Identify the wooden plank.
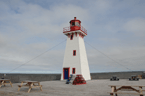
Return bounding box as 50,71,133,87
108,92,145,95
18,85,41,88
114,92,145,95
18,85,30,87
31,86,41,88
109,85,145,87
116,86,139,93
22,81,39,83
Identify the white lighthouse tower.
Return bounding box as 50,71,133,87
61,17,91,80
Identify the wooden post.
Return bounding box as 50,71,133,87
2,81,4,86
110,86,114,96
9,81,13,87
18,86,21,91
139,86,143,96
18,81,23,91
40,85,42,91
114,86,117,96
112,86,115,92
110,93,114,96
21,82,24,86
0,81,2,87
28,83,33,93
28,87,32,93
38,82,42,91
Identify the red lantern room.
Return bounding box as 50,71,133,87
69,17,81,31
63,17,87,36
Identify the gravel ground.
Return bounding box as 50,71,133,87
0,79,145,96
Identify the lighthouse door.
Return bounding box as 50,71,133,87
63,68,70,79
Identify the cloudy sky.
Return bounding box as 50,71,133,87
0,0,145,73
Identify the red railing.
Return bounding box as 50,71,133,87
63,26,70,32
63,26,87,35
81,26,87,35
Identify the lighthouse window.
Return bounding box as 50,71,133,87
70,34,73,40
73,50,76,56
75,22,79,26
72,68,75,74
72,22,75,26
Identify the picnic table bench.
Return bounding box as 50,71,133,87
109,85,145,96
0,79,13,87
18,81,42,93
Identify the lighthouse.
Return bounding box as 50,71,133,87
61,17,91,80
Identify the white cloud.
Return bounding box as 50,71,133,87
124,18,145,37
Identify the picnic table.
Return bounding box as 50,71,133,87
109,85,145,96
18,81,42,93
0,79,13,87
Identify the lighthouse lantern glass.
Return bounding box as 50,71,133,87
75,22,79,26
72,22,75,26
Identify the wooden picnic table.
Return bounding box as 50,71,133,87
18,81,42,93
0,79,13,87
109,85,145,96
